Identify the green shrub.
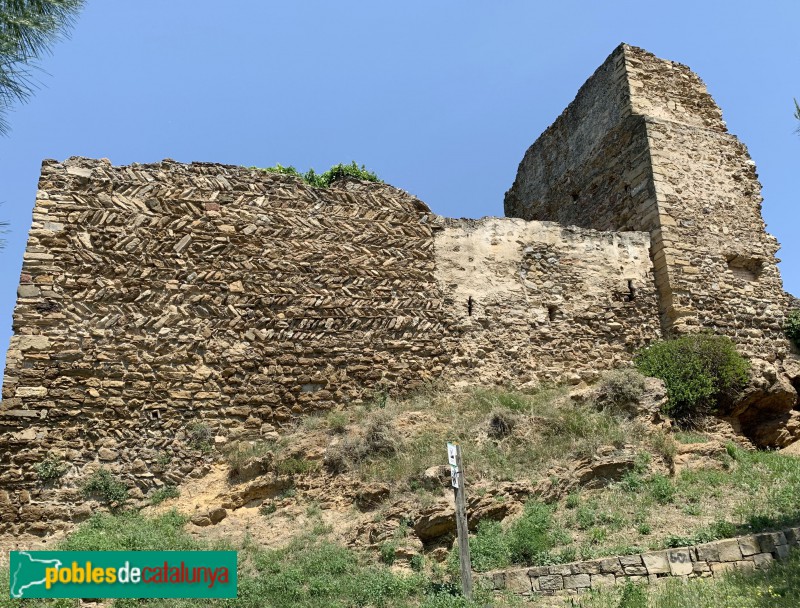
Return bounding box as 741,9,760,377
634,334,749,421
149,485,179,505
786,309,800,347
259,161,382,189
648,474,676,504
565,492,580,509
35,455,68,481
620,471,645,493
324,411,402,474
594,368,647,412
274,457,319,476
463,501,566,571
468,520,511,571
187,421,214,452
327,411,349,434
61,510,197,551
506,501,563,566
260,501,277,516
81,468,128,506
618,580,648,608
379,541,397,565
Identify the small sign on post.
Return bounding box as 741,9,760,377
446,442,473,600
447,442,459,488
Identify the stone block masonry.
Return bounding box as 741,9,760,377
504,43,797,438
485,526,800,597
0,158,447,535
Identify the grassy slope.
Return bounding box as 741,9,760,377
317,385,800,569
0,511,499,608
5,381,800,607
3,510,800,608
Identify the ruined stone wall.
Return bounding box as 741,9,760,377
434,218,660,386
504,44,790,364
0,157,447,536
644,117,785,355
1,44,794,537
1,157,665,537
487,527,800,598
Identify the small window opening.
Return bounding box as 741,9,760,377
626,279,637,302
570,192,579,202
149,410,161,421
467,296,474,317
547,305,558,322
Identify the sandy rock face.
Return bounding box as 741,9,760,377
732,359,799,448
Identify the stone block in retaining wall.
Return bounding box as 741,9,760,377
738,535,760,556
667,549,692,576
716,539,743,562
642,551,669,575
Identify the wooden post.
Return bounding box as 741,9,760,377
448,442,473,599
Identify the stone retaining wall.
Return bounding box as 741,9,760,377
485,527,800,597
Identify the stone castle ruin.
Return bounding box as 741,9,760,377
1,44,798,536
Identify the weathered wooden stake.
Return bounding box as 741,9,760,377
448,442,473,599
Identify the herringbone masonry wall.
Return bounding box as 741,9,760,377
0,158,448,535
1,43,797,536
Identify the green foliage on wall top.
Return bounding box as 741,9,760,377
257,161,382,188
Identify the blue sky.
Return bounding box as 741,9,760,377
1,1,798,377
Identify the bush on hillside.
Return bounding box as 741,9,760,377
323,411,401,474
461,501,566,571
81,468,128,507
634,334,749,422
594,368,647,413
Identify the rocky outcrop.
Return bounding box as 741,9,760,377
733,359,799,448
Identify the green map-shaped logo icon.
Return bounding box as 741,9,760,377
10,552,63,598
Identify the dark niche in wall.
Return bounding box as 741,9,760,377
725,254,763,282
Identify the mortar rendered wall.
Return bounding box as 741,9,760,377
434,217,660,386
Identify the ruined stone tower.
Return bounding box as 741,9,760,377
505,44,787,362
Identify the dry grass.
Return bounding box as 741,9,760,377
348,385,646,488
